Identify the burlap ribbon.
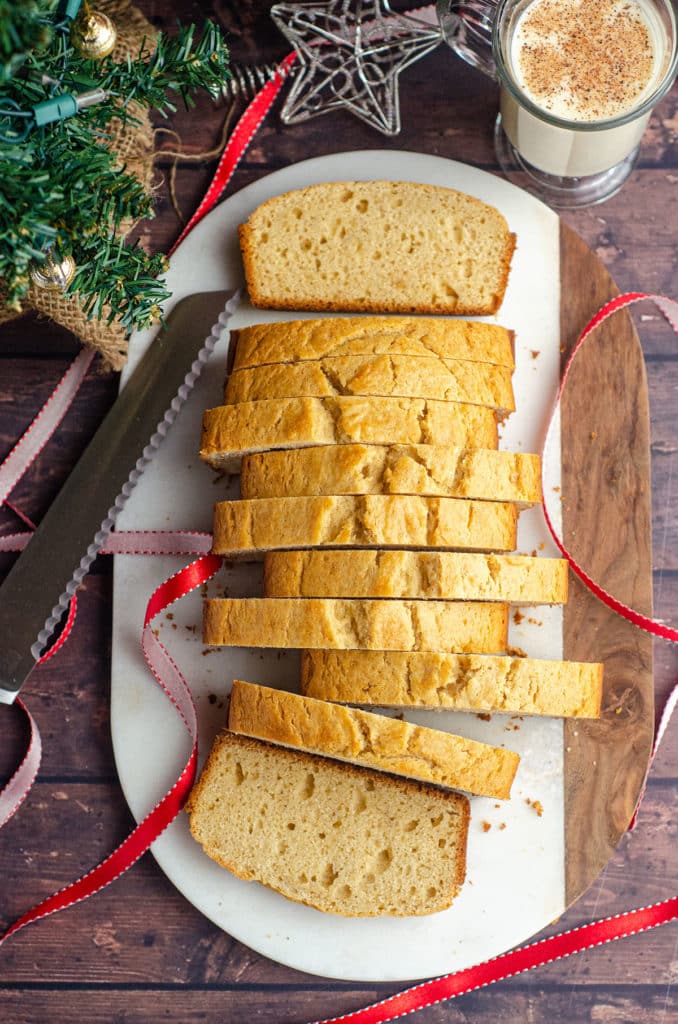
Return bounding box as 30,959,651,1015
0,0,159,371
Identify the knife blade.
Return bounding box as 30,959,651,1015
0,288,240,704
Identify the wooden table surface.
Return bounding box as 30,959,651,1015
1,2,677,1021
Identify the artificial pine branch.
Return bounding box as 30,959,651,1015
0,2,230,332
0,1,55,83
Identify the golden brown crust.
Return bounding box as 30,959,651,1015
247,294,500,316
300,650,604,719
490,233,517,315
237,220,256,302
212,495,519,557
200,397,499,472
263,550,567,603
231,318,515,372
203,597,509,653
228,680,519,798
240,444,542,505
224,353,515,412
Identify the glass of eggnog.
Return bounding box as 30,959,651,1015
437,0,678,207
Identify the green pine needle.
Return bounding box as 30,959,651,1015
0,0,56,82
0,1,231,335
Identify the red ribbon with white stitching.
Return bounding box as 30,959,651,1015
0,546,221,946
0,349,94,509
1,47,677,1014
1,297,677,1020
168,51,297,255
309,897,678,1024
543,292,678,642
0,51,296,839
541,292,678,830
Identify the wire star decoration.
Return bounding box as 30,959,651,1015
270,0,443,135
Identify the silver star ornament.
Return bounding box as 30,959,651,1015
270,0,443,135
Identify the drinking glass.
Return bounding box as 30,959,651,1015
437,0,678,207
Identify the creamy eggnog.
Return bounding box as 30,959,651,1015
499,0,669,176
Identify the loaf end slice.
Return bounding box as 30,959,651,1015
239,181,515,315
228,680,519,799
186,730,470,916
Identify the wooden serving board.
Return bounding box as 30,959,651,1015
560,223,654,906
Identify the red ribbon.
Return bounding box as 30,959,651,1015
169,52,297,255
0,551,222,947
1,45,677,1018
0,699,41,829
1,296,676,1017
542,292,678,644
0,349,94,508
310,896,678,1024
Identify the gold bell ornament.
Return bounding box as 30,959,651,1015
71,3,118,60
30,250,77,291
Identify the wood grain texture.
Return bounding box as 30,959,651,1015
0,987,675,1024
560,224,654,906
0,0,676,1020
0,782,673,986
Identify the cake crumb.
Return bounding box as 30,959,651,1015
528,617,543,627
507,645,528,658
499,822,506,830
538,542,545,551
590,431,598,440
526,798,544,817
476,712,492,721
482,821,492,833
513,609,525,625
530,349,540,359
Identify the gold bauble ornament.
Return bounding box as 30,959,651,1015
71,10,118,59
30,252,77,291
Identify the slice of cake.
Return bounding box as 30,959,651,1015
186,731,470,916
239,181,515,314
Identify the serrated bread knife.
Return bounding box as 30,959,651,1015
0,288,240,704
